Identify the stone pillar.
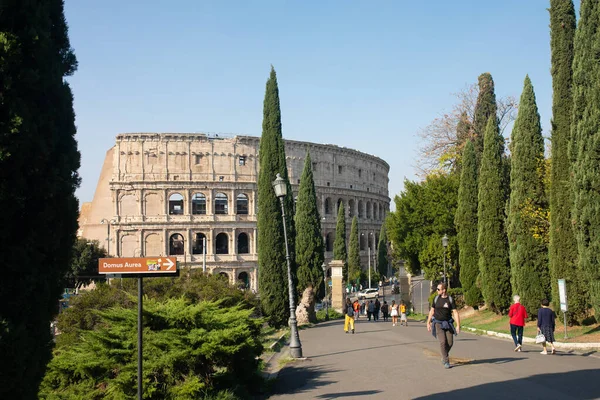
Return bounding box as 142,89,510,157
330,259,345,313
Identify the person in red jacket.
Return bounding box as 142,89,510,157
508,295,528,351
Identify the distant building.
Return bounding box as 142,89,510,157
79,133,390,291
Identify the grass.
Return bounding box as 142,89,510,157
460,309,600,343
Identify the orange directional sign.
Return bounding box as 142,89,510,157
98,257,178,275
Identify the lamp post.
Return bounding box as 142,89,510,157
322,263,329,321
100,218,117,256
272,173,303,358
442,234,449,284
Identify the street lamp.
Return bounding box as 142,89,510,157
272,173,303,359
100,218,117,256
442,234,449,284
322,263,329,321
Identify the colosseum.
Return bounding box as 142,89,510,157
78,133,390,291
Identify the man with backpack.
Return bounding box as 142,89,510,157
426,282,460,369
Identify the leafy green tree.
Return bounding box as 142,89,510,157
348,217,361,283
65,239,107,289
0,1,81,397
478,117,511,313
507,76,550,316
549,0,587,323
295,152,325,314
333,201,348,280
257,67,295,328
41,298,263,399
455,140,482,306
571,0,600,317
472,73,498,164
377,224,389,278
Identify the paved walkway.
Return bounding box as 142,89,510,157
267,318,599,399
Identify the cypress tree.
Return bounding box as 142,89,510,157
456,140,482,307
472,73,498,163
333,201,348,280
257,67,295,328
507,76,550,316
478,117,511,313
377,224,389,277
549,0,586,322
348,217,361,283
295,152,325,306
571,0,600,316
0,1,81,397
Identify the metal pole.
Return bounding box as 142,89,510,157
138,277,143,400
368,246,371,289
323,266,329,321
279,197,302,358
420,281,423,315
564,311,568,339
107,222,111,256
443,247,447,283
202,236,206,273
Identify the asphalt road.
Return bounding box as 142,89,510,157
268,317,600,399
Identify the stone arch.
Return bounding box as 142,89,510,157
144,193,161,215
237,232,249,254
215,232,229,254
358,200,364,218
236,193,249,215
192,193,206,215
325,197,332,215
119,194,138,217
120,234,138,257
237,271,250,289
144,233,162,257
348,199,355,217
215,192,228,215
366,201,371,219
192,232,206,255
325,232,334,252
169,233,184,255
168,193,184,215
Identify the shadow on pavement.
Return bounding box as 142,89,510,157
412,369,599,400
310,341,431,359
315,390,383,398
451,356,525,367
268,364,339,397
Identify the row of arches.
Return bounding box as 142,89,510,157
168,192,249,215
168,232,250,255
323,197,386,221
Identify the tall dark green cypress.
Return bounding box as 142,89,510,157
472,73,498,163
0,1,81,397
507,76,550,316
333,202,348,280
456,140,482,307
257,67,295,328
377,224,389,277
571,0,600,316
478,117,511,313
549,0,586,322
295,152,325,301
348,217,361,282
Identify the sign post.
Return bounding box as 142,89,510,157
558,279,568,339
99,257,178,399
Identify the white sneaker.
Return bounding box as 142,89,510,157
540,350,548,355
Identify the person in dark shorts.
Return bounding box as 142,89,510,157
426,282,460,369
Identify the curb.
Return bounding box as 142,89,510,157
261,333,287,380
464,326,600,351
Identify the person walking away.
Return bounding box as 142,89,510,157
537,298,556,354
381,301,389,322
367,300,375,321
400,301,408,326
344,298,355,334
374,298,381,321
353,299,360,321
427,282,460,369
390,300,398,326
508,294,527,351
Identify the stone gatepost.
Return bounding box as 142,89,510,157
329,260,345,313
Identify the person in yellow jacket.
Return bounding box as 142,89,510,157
344,298,355,334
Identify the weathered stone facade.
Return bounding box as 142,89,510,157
79,133,390,291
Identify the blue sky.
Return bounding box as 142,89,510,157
65,1,564,206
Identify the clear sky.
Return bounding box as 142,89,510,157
64,1,563,206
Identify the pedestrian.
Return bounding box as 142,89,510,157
390,300,398,326
508,294,527,352
367,300,374,321
353,299,360,321
400,300,408,326
426,282,460,369
344,298,355,334
537,298,556,355
381,301,389,322
374,298,381,321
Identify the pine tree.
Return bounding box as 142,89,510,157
472,73,498,163
333,201,348,280
348,217,361,282
377,224,389,277
507,76,550,316
295,152,325,309
257,67,295,328
0,1,81,397
571,0,600,316
549,0,587,323
478,117,511,313
456,140,482,307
